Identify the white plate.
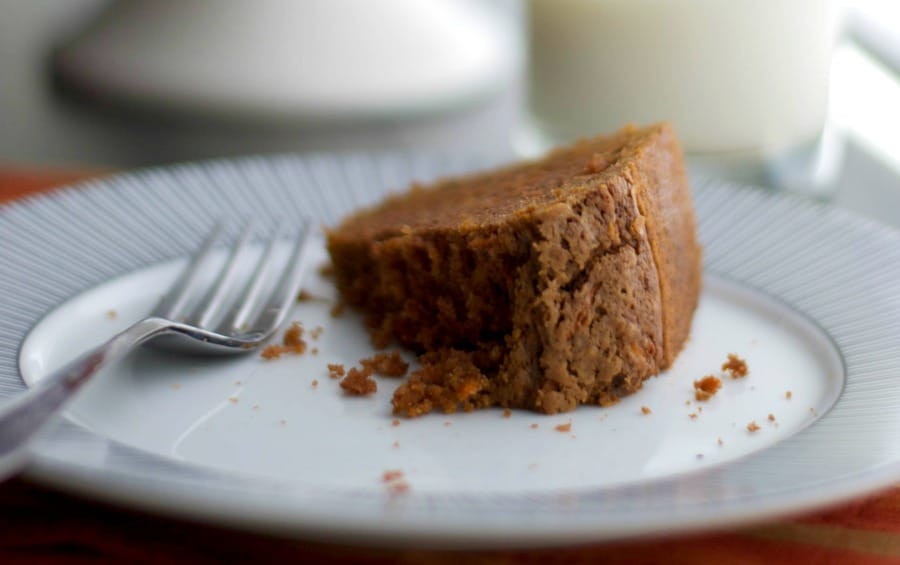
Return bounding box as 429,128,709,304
2,154,900,548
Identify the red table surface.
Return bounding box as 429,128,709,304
1,166,899,564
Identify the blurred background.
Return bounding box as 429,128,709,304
0,0,899,226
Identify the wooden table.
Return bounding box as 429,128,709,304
2,167,899,564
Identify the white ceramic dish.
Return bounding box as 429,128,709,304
2,154,900,548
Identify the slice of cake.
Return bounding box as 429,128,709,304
326,123,702,415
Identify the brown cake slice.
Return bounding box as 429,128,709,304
326,123,702,415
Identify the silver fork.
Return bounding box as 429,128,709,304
0,220,311,479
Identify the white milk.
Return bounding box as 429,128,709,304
527,0,838,160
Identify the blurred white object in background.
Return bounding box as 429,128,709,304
54,0,516,123
520,0,841,193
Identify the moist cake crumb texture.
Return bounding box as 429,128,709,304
327,123,701,416
693,375,722,401
722,353,748,378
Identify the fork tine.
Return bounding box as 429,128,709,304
218,222,284,333
153,222,224,320
246,220,312,337
192,221,255,328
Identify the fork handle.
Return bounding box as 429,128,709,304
0,318,170,482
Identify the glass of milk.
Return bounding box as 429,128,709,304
520,0,842,193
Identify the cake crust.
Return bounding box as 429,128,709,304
327,123,701,415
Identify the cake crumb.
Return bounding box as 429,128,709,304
360,350,409,377
327,363,346,378
443,421,453,427
382,470,409,495
392,419,401,427
809,407,817,416
260,345,283,360
722,353,748,378
688,412,698,420
260,322,307,359
297,289,315,302
392,441,399,448
392,349,490,417
717,437,724,446
696,453,704,460
170,383,181,390
234,380,242,386
747,420,760,432
641,406,652,415
340,366,376,395
530,423,539,429
786,391,793,399
330,301,346,318
106,309,117,320
278,419,286,426
311,347,318,355
228,397,238,404
768,413,775,422
310,326,324,339
693,375,722,401
503,409,511,418
685,400,691,406
311,379,319,388
555,422,572,433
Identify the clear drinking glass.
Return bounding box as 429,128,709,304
519,0,842,194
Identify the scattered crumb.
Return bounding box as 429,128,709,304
530,423,539,429
722,353,748,378
170,383,181,390
747,420,760,432
688,412,698,420
786,391,793,399
260,322,308,359
310,326,324,339
260,345,283,360
698,406,703,413
768,413,775,422
641,406,652,415
717,437,724,446
106,309,117,320
392,441,399,448
382,470,409,495
392,419,400,427
279,419,286,427
327,363,346,379
360,350,409,377
443,421,453,427
228,397,238,404
339,366,377,395
330,301,346,318
503,409,511,418
555,422,572,433
387,481,410,495
311,348,319,355
809,407,817,416
693,375,722,401
311,379,319,388
283,322,307,353
685,400,691,406
234,380,242,386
